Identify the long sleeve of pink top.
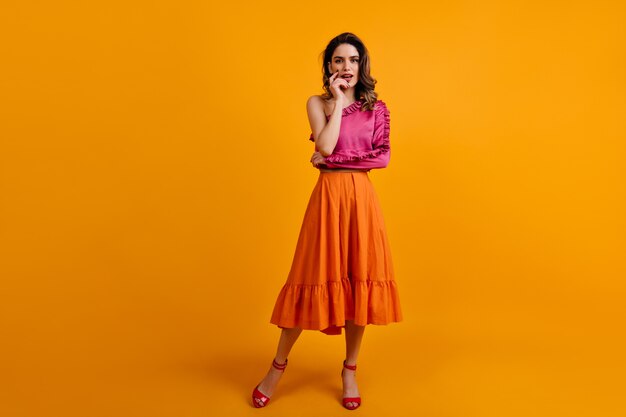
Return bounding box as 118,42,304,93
308,99,391,170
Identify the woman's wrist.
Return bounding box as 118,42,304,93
332,98,347,113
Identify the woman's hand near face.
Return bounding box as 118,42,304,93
328,70,350,106
310,151,327,168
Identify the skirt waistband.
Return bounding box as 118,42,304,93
318,168,370,173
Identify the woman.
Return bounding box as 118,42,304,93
252,32,402,410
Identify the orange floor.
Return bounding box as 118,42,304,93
2,297,624,417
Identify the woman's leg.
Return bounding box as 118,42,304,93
343,320,365,408
253,327,302,406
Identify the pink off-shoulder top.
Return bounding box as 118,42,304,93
308,99,391,170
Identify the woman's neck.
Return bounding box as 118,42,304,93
343,90,356,103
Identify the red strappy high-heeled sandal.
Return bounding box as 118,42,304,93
251,358,288,408
341,360,361,410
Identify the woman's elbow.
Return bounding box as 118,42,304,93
378,151,391,168
318,147,333,157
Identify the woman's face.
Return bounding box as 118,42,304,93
327,43,360,89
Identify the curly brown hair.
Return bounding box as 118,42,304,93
318,32,379,112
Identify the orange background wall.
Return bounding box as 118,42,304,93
1,1,624,416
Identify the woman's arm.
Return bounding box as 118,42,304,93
324,149,390,169
307,95,346,157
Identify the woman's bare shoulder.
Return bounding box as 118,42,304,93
307,95,327,113
307,94,327,106
307,95,333,116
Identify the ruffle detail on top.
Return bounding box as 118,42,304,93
271,277,402,336
308,100,364,141
323,100,390,163
323,145,389,164
339,99,364,116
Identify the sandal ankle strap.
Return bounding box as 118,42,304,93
272,358,288,371
343,360,357,371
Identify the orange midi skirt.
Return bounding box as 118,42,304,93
270,171,402,335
